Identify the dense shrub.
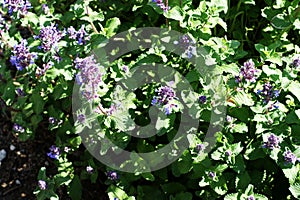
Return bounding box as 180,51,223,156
0,0,300,199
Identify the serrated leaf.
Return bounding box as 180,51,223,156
164,6,184,21
290,183,300,198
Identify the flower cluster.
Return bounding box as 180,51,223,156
2,0,32,15
283,150,298,165
35,23,64,52
107,171,118,181
174,35,196,59
67,25,90,45
74,55,103,101
13,123,25,133
235,59,258,83
263,133,280,150
38,180,47,190
195,143,205,153
152,0,169,12
47,145,61,160
151,85,178,115
257,82,279,104
10,40,37,71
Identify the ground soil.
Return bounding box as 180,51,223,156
0,104,109,200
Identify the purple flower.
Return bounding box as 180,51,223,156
47,145,61,160
3,0,32,15
208,171,215,178
152,86,176,105
152,0,169,11
257,82,279,104
36,61,53,78
122,65,128,73
38,180,47,190
67,25,90,45
292,58,300,68
86,166,94,174
13,123,25,133
247,195,255,200
48,117,57,124
107,171,118,181
10,40,37,71
175,35,195,58
16,88,25,96
164,103,178,115
107,104,118,116
152,85,179,115
35,23,64,52
74,55,103,101
283,150,298,165
263,133,280,150
225,150,232,156
42,4,50,15
239,59,258,83
195,144,205,152
199,95,207,104
77,114,86,123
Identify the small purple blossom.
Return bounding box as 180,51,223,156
47,145,61,160
225,150,232,156
107,171,118,181
13,123,25,133
36,61,53,78
195,144,205,152
291,58,300,68
3,0,32,15
67,25,90,45
247,195,255,200
152,0,169,11
86,166,94,174
208,171,216,178
10,40,37,71
236,59,258,83
77,114,86,123
122,65,128,73
48,117,57,124
199,95,207,104
38,180,47,190
35,23,64,52
263,133,280,150
42,4,50,15
164,103,178,115
283,150,298,165
257,82,279,104
16,88,25,96
174,35,195,58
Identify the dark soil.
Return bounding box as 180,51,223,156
0,103,109,200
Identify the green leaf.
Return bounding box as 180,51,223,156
235,172,251,189
271,14,292,29
288,81,300,102
161,182,186,194
104,17,121,37
141,172,155,181
31,90,45,115
68,175,82,200
289,183,300,199
164,6,184,21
